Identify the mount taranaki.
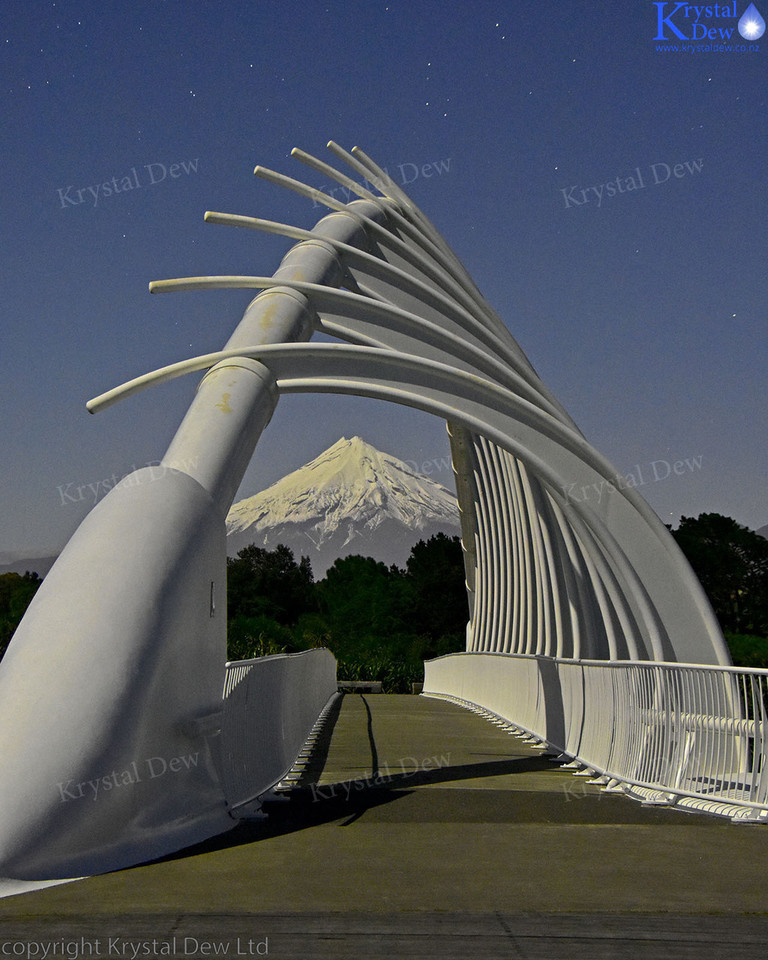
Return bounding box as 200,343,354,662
225,436,461,577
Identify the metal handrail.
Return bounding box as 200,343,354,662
423,651,768,821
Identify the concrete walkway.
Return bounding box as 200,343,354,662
1,694,768,957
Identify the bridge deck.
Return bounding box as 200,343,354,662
3,694,768,957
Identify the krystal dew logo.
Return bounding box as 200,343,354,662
654,2,765,44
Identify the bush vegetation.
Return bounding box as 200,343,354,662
225,533,468,692
0,572,42,661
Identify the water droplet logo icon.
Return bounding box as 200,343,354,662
738,3,765,39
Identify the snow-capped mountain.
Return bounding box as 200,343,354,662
226,436,460,576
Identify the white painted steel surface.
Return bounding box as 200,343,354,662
0,468,233,880
424,653,768,821
221,649,337,814
0,190,385,878
90,339,729,667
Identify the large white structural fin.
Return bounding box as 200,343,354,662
0,197,387,879
94,134,730,668
90,337,727,666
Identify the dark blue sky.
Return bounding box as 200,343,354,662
2,0,766,557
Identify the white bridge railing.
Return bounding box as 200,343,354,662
423,652,768,822
221,647,337,816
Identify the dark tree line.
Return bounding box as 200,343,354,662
227,543,315,625
225,533,469,690
1,514,766,674
670,513,768,638
0,572,42,659
226,515,768,676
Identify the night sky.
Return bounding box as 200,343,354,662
2,0,766,560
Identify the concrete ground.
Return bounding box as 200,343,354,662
1,694,767,957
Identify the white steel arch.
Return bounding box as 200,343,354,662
89,336,724,666
0,142,759,882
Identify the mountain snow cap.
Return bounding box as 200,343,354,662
226,436,459,563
